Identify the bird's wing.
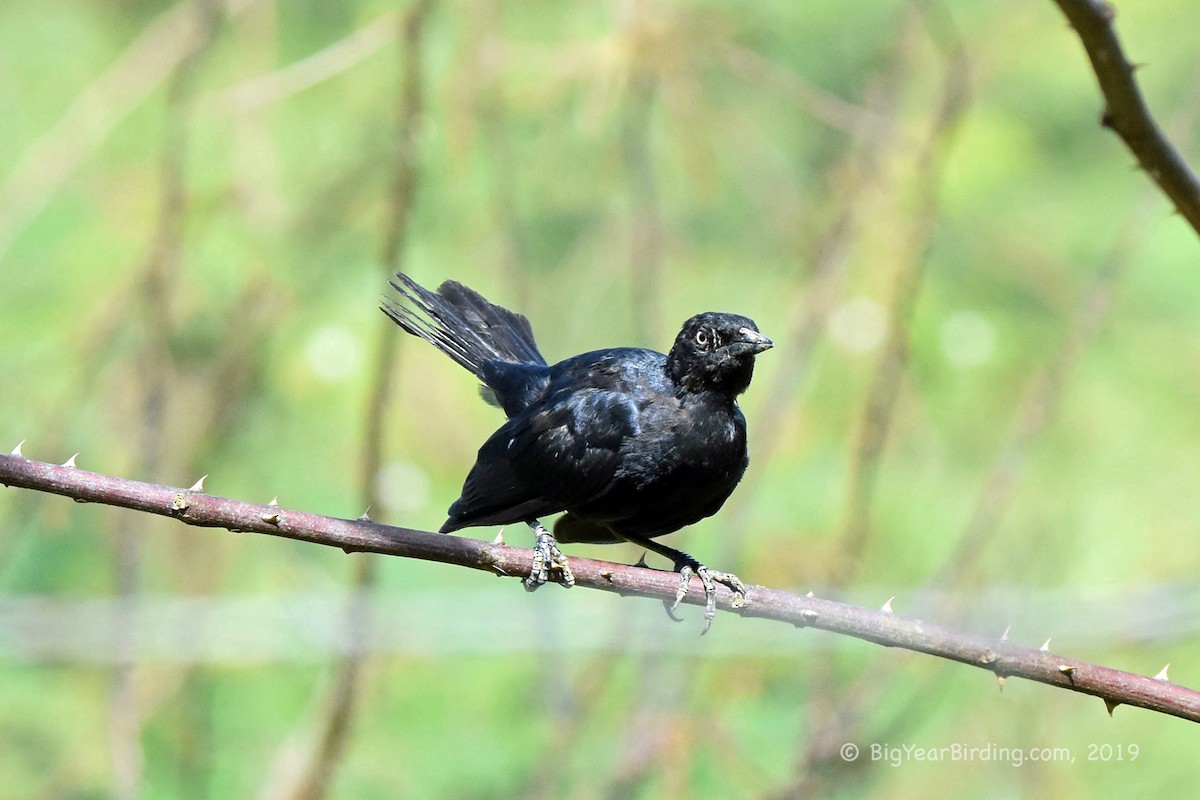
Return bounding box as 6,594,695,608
442,386,638,531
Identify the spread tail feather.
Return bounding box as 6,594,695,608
382,273,548,379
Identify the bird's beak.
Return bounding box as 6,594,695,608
730,327,774,355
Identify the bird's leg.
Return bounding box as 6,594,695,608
524,519,575,591
619,534,746,634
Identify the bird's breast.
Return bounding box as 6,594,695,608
624,396,746,478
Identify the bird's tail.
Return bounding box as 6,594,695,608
382,273,548,379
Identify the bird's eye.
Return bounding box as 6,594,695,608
694,329,709,348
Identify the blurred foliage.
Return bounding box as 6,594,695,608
3,0,1200,798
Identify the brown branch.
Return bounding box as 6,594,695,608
3,452,1199,724
1052,0,1200,237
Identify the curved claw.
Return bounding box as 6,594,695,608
663,598,686,622
629,538,749,633
667,560,748,635
696,566,718,635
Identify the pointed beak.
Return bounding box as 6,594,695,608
731,326,774,355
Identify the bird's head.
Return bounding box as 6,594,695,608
667,312,773,397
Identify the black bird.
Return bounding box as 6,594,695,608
383,273,772,630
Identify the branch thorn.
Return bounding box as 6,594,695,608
189,475,207,492
996,674,1006,693
492,528,506,545
880,596,895,614
1040,638,1052,652
1104,699,1119,717
1154,663,1170,682
62,453,79,468
358,506,372,521
10,440,26,457
1001,625,1011,641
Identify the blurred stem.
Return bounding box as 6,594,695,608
622,63,664,344
797,73,1200,800
827,1,968,587
716,14,910,566
815,185,1149,795
111,3,222,799
784,6,969,798
472,1,533,310
274,4,434,800
599,655,698,797
931,55,1200,597
780,29,1200,800
716,41,912,141
930,254,1121,591
522,652,623,800
0,0,259,266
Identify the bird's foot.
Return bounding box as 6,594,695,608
670,560,747,635
524,521,574,591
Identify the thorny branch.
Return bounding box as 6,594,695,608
3,451,1199,724
1052,0,1200,237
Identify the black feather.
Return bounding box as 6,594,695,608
382,273,773,550
382,274,547,376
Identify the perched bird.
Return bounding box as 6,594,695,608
383,273,772,631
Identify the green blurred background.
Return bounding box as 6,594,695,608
3,0,1200,797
